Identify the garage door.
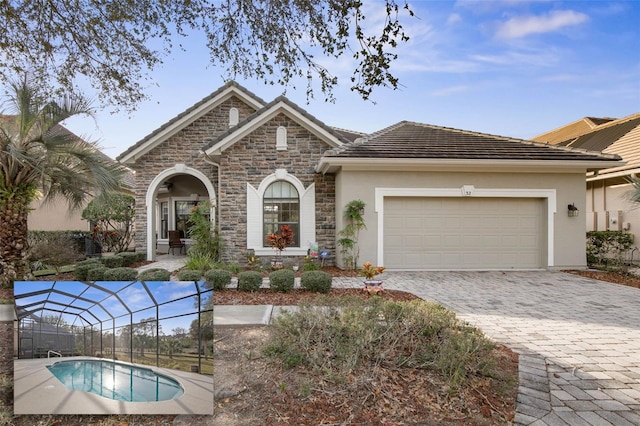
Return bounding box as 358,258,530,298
384,197,545,269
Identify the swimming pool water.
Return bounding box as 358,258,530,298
47,359,184,402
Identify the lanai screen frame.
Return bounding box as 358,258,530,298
14,280,213,372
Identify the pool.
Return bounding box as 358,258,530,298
47,359,184,402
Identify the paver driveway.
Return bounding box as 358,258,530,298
334,271,640,425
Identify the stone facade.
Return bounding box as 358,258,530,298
128,95,336,265
219,113,336,263
131,97,256,255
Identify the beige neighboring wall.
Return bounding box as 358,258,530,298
28,197,89,231
335,169,588,270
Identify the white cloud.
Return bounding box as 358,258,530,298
431,85,471,96
496,10,589,39
447,13,462,25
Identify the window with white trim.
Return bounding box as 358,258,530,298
246,170,315,256
263,181,299,246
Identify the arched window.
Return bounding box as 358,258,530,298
263,181,299,246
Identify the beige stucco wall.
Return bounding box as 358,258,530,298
28,197,89,231
586,180,639,259
335,169,588,270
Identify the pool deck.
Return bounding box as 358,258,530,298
14,357,213,415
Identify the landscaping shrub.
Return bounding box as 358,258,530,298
138,268,171,281
87,266,108,281
103,267,138,281
101,255,124,268
237,271,262,292
204,269,232,291
265,298,496,390
134,252,146,263
75,258,103,280
29,232,84,273
178,269,202,282
184,252,217,275
586,231,634,270
300,271,332,293
117,252,139,267
269,269,295,293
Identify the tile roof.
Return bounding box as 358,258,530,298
324,121,620,162
532,116,616,145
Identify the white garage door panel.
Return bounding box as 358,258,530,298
384,197,545,269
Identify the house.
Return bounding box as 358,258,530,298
117,82,622,270
532,113,640,255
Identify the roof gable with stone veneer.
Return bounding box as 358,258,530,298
316,121,623,173
117,81,266,164
202,95,351,157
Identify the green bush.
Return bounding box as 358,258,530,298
75,258,103,280
586,231,634,269
138,268,171,281
204,269,233,291
87,266,108,281
237,271,263,292
134,252,146,262
178,269,202,282
117,252,139,267
103,267,138,281
101,255,124,268
300,271,332,293
185,252,217,274
269,269,295,293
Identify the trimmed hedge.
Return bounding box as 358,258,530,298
269,269,295,293
300,271,332,293
75,258,103,280
586,231,634,268
117,252,140,267
204,269,232,291
87,266,108,281
101,255,124,268
138,268,171,281
237,271,262,292
177,269,202,282
103,267,138,281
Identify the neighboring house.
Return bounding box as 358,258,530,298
0,115,133,233
117,82,622,270
532,113,640,254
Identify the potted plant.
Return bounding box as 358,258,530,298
266,224,295,269
360,261,385,294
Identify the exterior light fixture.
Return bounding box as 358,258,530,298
568,203,579,217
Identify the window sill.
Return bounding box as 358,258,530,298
253,248,308,257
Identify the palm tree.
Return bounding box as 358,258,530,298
0,77,124,288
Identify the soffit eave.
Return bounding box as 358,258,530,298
316,157,625,174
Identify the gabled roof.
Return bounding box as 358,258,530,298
551,113,640,180
117,81,267,164
201,95,350,156
317,121,622,174
532,116,617,145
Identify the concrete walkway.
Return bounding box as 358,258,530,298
215,271,640,426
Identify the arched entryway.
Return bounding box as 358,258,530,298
145,164,216,260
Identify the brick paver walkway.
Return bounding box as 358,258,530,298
333,271,640,425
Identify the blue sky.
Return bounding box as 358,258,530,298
60,0,639,159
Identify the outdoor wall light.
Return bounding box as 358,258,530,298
568,203,579,217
